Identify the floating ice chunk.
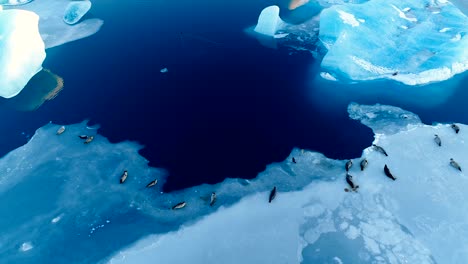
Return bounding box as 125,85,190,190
4,0,103,49
439,27,451,32
20,242,33,252
319,0,468,85
0,0,33,5
254,6,284,37
63,0,92,25
160,68,168,73
320,72,337,81
51,214,63,223
0,9,46,98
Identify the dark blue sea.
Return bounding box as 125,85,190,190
0,0,467,193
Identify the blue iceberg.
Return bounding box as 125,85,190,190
63,0,92,25
319,0,468,85
0,8,45,98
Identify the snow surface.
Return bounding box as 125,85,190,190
63,0,91,25
254,6,284,37
105,103,468,263
0,9,45,98
319,0,468,85
4,0,103,49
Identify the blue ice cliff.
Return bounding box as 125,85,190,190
4,0,103,49
0,8,45,98
63,0,92,25
2,104,468,263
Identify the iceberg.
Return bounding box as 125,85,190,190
107,103,468,263
0,9,46,98
319,0,468,85
254,6,284,37
4,0,103,49
63,0,92,25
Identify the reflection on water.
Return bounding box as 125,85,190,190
0,69,64,111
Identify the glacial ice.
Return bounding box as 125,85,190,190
0,9,45,98
319,0,468,85
4,103,468,263
107,103,468,263
4,0,103,49
63,0,92,25
254,6,284,37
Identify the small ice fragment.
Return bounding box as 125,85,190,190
51,214,62,223
20,242,33,252
273,33,289,39
160,68,168,73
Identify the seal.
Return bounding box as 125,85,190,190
345,173,359,192
434,134,441,146
384,164,396,180
345,160,353,172
269,186,277,203
292,157,296,164
172,201,186,210
360,159,368,171
450,158,462,171
451,124,460,134
373,144,388,156
120,170,128,184
210,192,216,206
146,179,158,188
84,136,94,144
56,126,65,135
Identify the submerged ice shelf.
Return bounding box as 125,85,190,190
2,103,468,263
